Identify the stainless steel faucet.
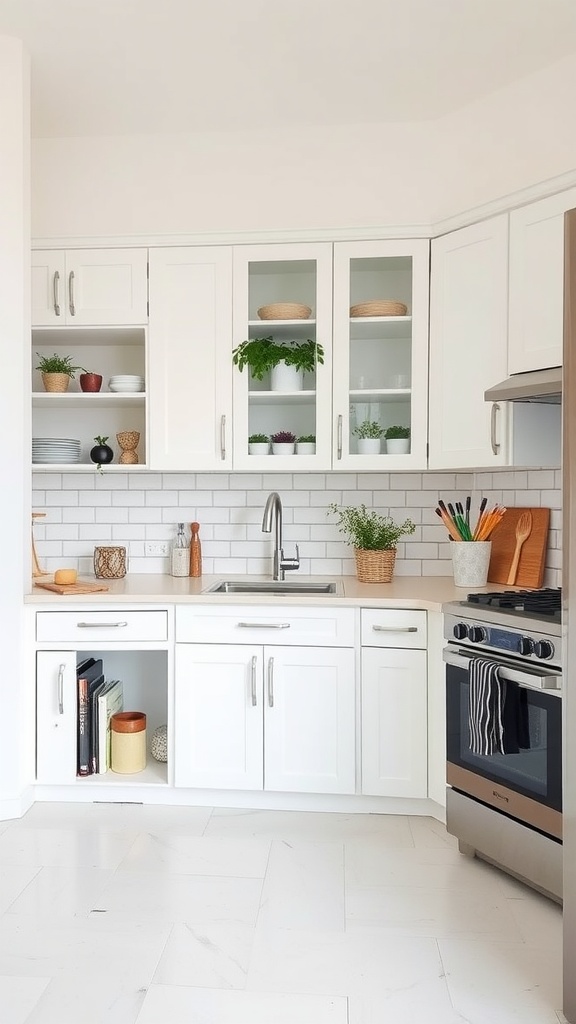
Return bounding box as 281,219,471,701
261,491,300,581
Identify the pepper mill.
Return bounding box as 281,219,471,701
189,521,202,577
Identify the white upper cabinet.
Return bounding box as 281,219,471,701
429,215,510,469
332,239,430,470
148,246,233,471
32,248,148,326
508,187,576,373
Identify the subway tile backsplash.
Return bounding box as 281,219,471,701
32,468,563,586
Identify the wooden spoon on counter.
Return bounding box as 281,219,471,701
506,510,533,585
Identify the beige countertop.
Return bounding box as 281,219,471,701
26,573,502,611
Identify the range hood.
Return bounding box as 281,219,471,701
484,366,562,404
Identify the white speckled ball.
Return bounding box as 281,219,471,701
151,724,168,762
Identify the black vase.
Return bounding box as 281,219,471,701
90,443,114,467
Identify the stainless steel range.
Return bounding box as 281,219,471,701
442,587,562,902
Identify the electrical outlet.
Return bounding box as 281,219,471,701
145,541,169,557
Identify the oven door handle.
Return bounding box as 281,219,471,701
443,647,561,692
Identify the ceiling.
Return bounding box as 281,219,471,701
1,0,576,138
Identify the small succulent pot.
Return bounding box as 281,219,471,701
386,438,410,454
249,442,270,455
272,442,295,455
296,442,316,455
357,438,381,455
79,372,103,393
90,439,114,470
42,372,70,393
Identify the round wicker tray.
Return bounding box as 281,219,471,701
258,302,312,320
350,300,408,318
354,547,397,583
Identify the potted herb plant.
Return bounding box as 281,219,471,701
270,429,296,455
248,432,270,456
35,352,84,393
353,419,383,455
232,336,324,392
296,434,316,455
328,502,415,582
90,435,114,472
385,425,411,454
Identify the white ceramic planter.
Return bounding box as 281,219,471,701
272,442,295,455
296,442,316,455
357,438,381,455
386,438,410,454
248,442,270,455
271,363,304,392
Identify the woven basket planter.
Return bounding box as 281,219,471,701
42,372,70,393
354,547,396,583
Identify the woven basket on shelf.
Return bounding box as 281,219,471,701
350,300,408,318
354,547,396,583
41,372,70,393
257,302,312,320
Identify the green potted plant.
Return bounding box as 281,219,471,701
35,352,84,393
328,502,415,582
232,336,324,392
353,419,383,455
384,424,411,454
296,433,316,455
248,432,270,456
270,429,296,455
90,435,114,472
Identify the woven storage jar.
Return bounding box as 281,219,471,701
257,302,312,320
354,547,396,583
349,300,408,318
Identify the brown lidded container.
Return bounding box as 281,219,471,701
110,711,146,774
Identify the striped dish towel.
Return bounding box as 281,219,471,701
468,658,506,755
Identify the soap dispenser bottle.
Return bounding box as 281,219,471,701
171,523,189,577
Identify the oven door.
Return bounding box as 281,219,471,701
444,646,562,839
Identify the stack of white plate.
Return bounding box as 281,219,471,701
32,438,82,464
108,375,145,393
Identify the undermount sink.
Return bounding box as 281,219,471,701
204,580,340,596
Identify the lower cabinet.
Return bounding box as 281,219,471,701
175,643,356,794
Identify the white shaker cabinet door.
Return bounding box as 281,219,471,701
175,644,263,791
32,248,148,326
148,246,233,470
361,646,427,798
36,651,78,784
264,646,356,795
428,215,509,469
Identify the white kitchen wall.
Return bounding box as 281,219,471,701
32,467,562,587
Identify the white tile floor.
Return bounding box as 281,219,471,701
0,803,564,1023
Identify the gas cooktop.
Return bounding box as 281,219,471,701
465,588,561,621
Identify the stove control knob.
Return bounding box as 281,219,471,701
468,626,487,643
518,637,534,656
534,640,555,660
453,622,468,640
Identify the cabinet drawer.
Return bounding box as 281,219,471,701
36,610,168,644
176,604,355,647
361,609,426,648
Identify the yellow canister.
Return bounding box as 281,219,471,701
110,711,146,773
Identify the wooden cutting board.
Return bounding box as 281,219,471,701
487,507,550,588
34,579,109,595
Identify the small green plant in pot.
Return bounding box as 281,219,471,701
35,352,85,393
296,433,316,455
248,433,270,455
328,502,415,582
232,336,324,391
90,435,114,473
385,424,411,454
353,419,383,454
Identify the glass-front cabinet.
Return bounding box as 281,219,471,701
232,242,333,470
332,239,430,469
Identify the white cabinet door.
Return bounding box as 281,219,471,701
36,651,78,784
429,215,509,469
264,646,355,794
31,248,148,326
148,246,233,470
508,188,576,373
174,644,263,790
361,646,427,798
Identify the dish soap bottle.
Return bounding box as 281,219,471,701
189,521,202,577
171,523,189,577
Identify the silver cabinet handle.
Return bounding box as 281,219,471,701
220,414,226,460
57,662,65,714
68,270,75,316
251,655,257,707
76,621,128,629
490,402,500,455
53,271,61,316
337,414,343,460
237,622,291,629
267,656,274,707
372,625,418,633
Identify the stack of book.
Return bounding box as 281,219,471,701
76,658,124,776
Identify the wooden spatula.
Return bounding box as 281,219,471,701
506,510,533,585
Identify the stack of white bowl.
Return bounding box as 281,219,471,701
108,375,145,393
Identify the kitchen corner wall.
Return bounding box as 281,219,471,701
32,467,562,587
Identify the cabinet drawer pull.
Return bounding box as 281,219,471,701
220,414,226,460
53,271,61,316
57,662,65,714
267,656,274,707
237,622,291,630
68,270,76,316
337,414,343,460
76,621,128,629
372,625,418,633
490,402,501,455
251,655,257,707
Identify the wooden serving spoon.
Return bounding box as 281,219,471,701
506,510,533,586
